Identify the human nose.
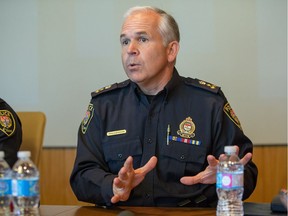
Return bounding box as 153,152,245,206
127,41,139,55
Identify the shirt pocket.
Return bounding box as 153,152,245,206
160,141,207,180
102,137,142,173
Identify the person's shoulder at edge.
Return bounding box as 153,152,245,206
0,97,6,105
91,79,130,98
183,77,221,94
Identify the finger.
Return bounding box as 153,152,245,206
219,153,225,160
123,156,134,171
180,175,201,185
240,152,252,165
111,194,120,203
207,155,218,167
118,156,134,181
113,177,123,189
234,145,240,155
136,156,157,175
118,166,129,181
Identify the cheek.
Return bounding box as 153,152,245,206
121,52,127,64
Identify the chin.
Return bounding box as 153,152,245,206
126,71,144,82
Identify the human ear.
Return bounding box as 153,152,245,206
167,41,179,63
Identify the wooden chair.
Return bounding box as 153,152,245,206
16,112,46,166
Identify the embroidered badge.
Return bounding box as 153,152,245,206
81,103,94,134
177,117,195,138
223,103,242,130
0,110,15,136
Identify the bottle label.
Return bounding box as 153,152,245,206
12,178,39,196
0,178,12,195
216,172,243,189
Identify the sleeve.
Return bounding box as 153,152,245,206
69,102,115,206
0,100,22,167
212,96,258,200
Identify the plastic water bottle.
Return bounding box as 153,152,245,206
0,151,12,215
216,146,244,216
12,151,40,215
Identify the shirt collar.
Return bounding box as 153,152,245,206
131,67,182,101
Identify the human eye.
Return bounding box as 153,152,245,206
139,37,148,43
120,38,130,46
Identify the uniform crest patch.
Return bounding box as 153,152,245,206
177,117,196,138
81,103,94,134
223,103,242,130
0,110,15,136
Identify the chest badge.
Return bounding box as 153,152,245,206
177,117,195,138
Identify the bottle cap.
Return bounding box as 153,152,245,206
17,151,31,158
0,151,4,159
224,146,237,153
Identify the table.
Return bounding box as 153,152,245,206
39,203,287,216
39,205,215,216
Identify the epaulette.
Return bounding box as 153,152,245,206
185,78,220,94
91,80,130,98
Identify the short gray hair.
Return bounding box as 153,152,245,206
123,6,180,46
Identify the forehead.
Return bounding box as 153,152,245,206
121,11,160,36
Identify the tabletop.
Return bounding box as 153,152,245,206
39,202,287,216
39,205,216,216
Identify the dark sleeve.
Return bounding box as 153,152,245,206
70,103,115,206
213,97,258,200
0,99,22,167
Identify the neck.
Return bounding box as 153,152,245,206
138,68,174,95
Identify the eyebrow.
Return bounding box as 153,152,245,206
120,31,149,40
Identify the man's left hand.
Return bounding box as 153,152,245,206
180,145,252,185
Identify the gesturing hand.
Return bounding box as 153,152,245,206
180,155,218,185
180,145,252,186
111,156,157,203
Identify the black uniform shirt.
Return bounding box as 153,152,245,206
0,98,22,167
70,69,258,207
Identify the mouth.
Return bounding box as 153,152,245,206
127,63,140,70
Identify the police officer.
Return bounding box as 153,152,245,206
70,6,258,207
0,98,22,167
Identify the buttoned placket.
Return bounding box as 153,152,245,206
139,91,165,205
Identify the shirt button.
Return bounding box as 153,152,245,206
180,155,185,160
147,138,152,144
145,193,150,199
118,154,123,159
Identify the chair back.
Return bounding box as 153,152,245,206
16,112,46,166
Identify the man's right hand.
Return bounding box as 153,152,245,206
111,156,157,203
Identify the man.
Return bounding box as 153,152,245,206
0,98,22,167
70,6,258,207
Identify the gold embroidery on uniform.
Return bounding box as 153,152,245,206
95,85,112,94
223,103,242,130
81,104,94,134
199,80,217,89
177,117,195,138
107,129,127,136
0,110,16,136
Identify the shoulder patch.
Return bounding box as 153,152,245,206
185,78,220,93
91,80,130,98
223,103,242,130
0,110,16,136
81,103,94,134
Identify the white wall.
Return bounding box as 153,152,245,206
0,0,286,147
